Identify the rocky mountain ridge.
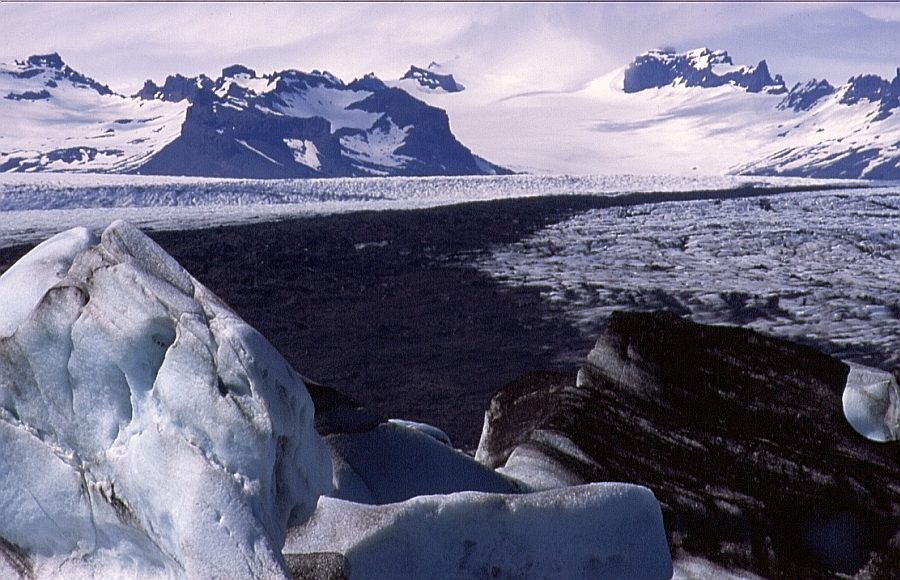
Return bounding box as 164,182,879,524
616,48,900,179
0,53,506,178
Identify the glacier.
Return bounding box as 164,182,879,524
477,186,900,369
0,172,869,250
0,221,333,578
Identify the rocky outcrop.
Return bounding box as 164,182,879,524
136,65,505,177
401,64,465,93
777,78,836,112
477,311,900,579
135,73,214,103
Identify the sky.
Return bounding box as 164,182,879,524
0,2,899,96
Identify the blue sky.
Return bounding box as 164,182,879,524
1,2,898,94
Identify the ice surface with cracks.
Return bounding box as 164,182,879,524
0,221,333,579
479,187,900,369
0,173,869,250
286,483,672,580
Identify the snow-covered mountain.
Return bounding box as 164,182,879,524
737,68,900,178
410,48,900,179
4,49,899,179
617,48,900,178
0,54,506,178
0,54,187,174
623,48,788,95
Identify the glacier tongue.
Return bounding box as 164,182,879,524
0,220,333,579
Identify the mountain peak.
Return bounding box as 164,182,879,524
222,64,257,79
9,52,113,96
347,72,387,92
778,78,836,112
136,73,214,102
25,53,65,70
401,64,464,93
623,47,787,95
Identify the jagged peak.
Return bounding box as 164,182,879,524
136,73,214,102
347,72,387,92
778,78,836,112
401,64,464,93
24,52,65,70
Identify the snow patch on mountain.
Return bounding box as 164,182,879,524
340,119,412,174
284,139,322,170
271,84,379,131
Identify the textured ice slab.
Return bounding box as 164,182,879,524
843,364,900,442
0,221,333,579
285,483,672,580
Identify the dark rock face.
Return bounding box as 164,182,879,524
401,65,465,93
842,74,892,106
478,311,900,579
136,96,340,178
840,70,900,121
4,90,50,102
347,73,387,93
623,48,786,95
135,74,214,103
778,79,836,112
284,552,350,580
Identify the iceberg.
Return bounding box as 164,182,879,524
0,221,332,579
843,363,900,442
